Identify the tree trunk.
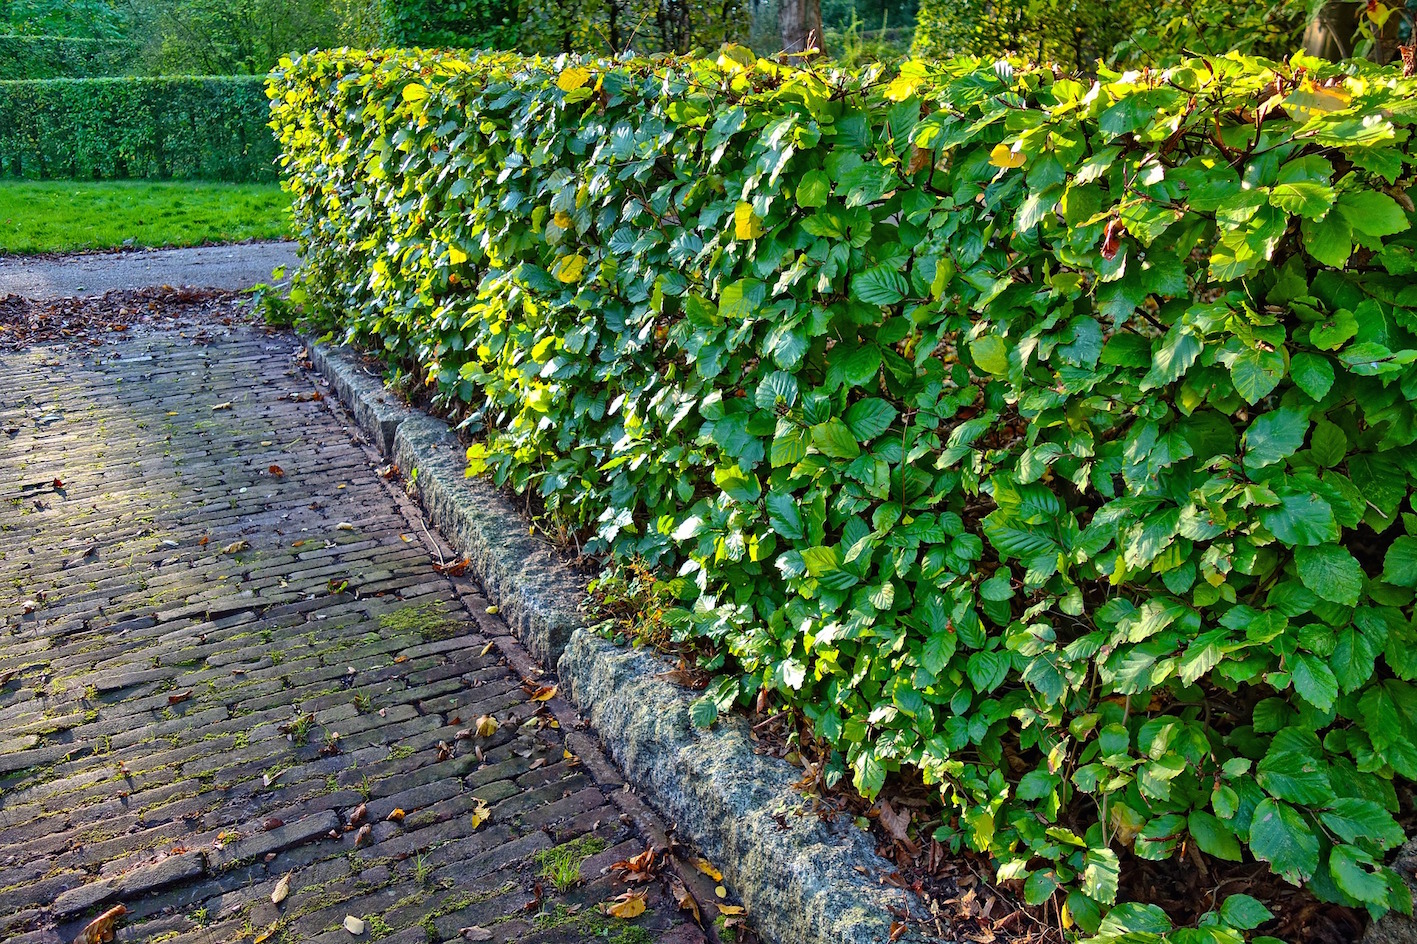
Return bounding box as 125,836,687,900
1303,1,1361,59
777,0,821,53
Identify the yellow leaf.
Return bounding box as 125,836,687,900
448,245,468,265
603,890,648,919
884,74,921,102
530,684,557,701
557,67,591,92
553,211,573,229
989,143,1025,169
693,857,722,882
717,904,745,916
554,254,586,283
475,714,499,737
470,798,490,829
1284,80,1352,120
271,872,292,904
734,202,763,240
402,83,429,103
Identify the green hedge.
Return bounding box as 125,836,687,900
271,48,1417,940
0,36,134,79
0,76,276,180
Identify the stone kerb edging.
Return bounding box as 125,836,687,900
306,338,934,944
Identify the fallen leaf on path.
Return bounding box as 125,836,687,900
348,803,367,826
669,876,701,925
271,872,291,904
609,847,658,883
474,714,498,737
268,465,285,477
459,928,493,941
877,799,912,842
198,535,209,547
354,824,372,846
253,925,278,944
433,558,469,576
344,915,365,935
167,690,192,706
263,818,284,831
72,904,127,944
717,904,745,916
479,641,495,657
52,477,64,489
386,808,405,822
485,605,498,614
470,797,490,830
693,857,722,882
529,684,557,702
221,540,249,554
211,402,232,411
336,522,354,531
601,889,647,919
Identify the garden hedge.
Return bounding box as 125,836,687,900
0,36,134,79
0,76,276,180
270,48,1417,940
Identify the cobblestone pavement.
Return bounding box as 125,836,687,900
0,325,707,944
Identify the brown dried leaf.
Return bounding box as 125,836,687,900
72,904,127,944
528,684,557,702
602,889,648,919
271,872,291,904
669,876,701,926
877,799,911,842
268,464,285,477
386,808,406,822
167,690,192,706
348,803,367,826
221,539,249,554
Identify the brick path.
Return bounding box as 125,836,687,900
0,325,704,944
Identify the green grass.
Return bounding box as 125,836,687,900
0,180,291,254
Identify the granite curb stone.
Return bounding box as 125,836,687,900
306,337,933,944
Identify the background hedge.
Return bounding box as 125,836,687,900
271,48,1417,940
0,76,275,180
0,35,134,78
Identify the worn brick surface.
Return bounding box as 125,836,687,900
0,326,707,944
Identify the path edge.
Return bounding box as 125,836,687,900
306,338,934,944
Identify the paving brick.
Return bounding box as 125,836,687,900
0,327,699,944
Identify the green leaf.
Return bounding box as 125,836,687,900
1082,847,1120,904
1302,213,1353,268
1140,328,1202,390
688,697,718,728
1244,407,1308,469
1329,845,1390,904
1295,543,1364,606
967,649,1011,693
1216,894,1273,930
1188,810,1243,861
1257,745,1332,805
713,464,761,503
853,266,909,305
766,491,804,539
1230,346,1287,405
845,398,897,442
1290,653,1339,711
1382,536,1417,587
1289,352,1335,400
1336,191,1411,238
1320,798,1405,849
796,169,830,208
1309,308,1358,351
801,545,842,577
1248,798,1319,883
811,419,860,459
1269,180,1336,220
1260,493,1338,546
970,334,1009,375
755,371,798,409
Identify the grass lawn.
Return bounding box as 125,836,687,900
0,180,291,254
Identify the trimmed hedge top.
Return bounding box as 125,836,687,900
270,47,1417,940
0,35,134,79
0,76,276,180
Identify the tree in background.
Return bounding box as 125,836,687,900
777,0,822,51
1,0,129,36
